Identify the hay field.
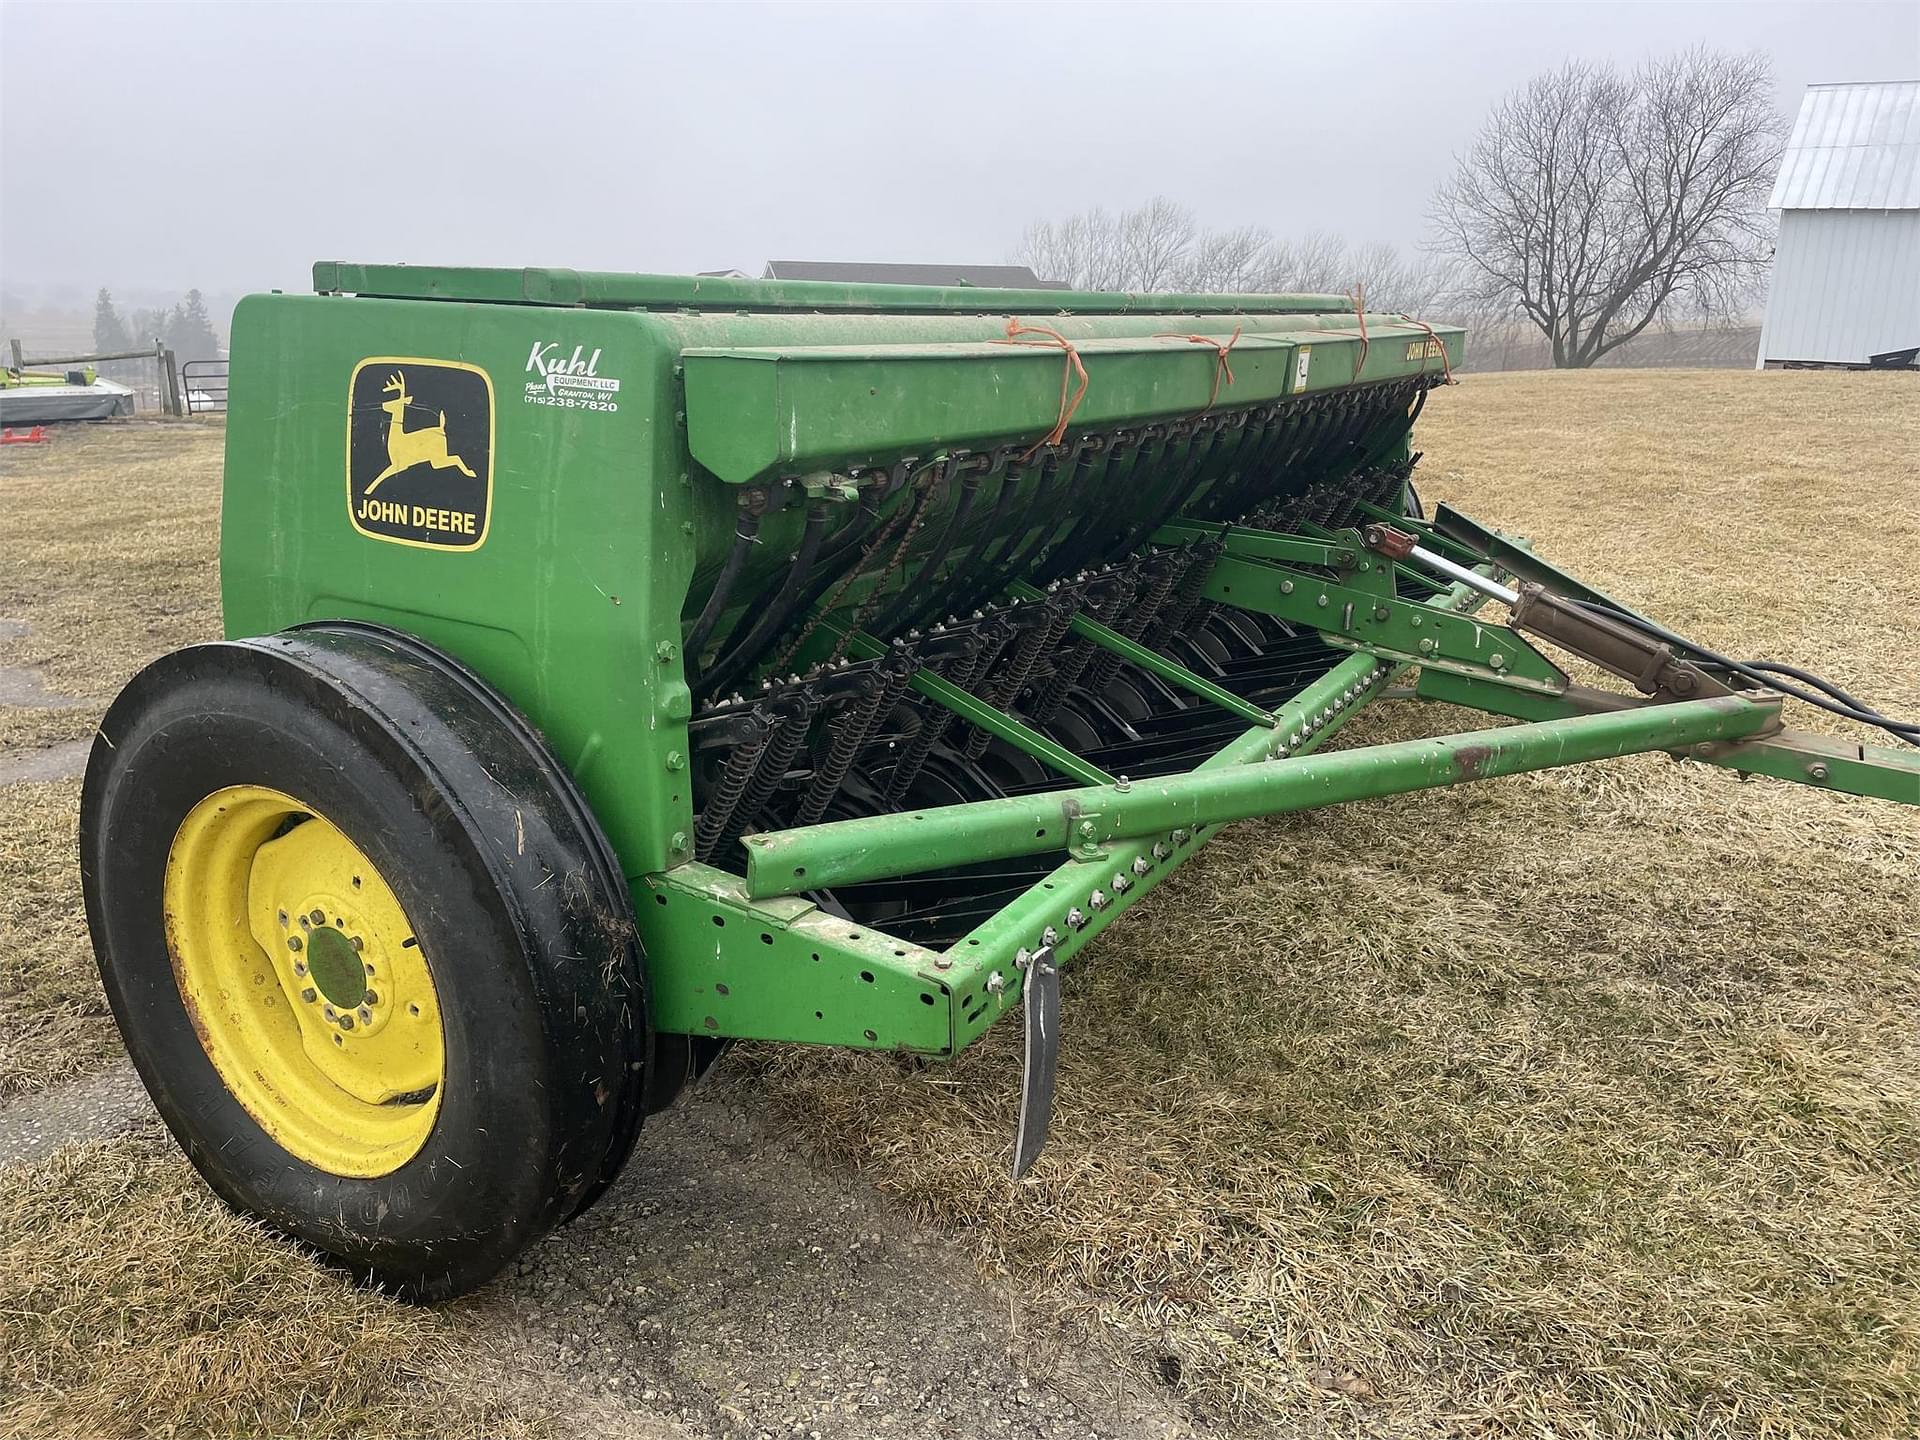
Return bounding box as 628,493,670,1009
760,369,1920,1438
1,372,1916,1438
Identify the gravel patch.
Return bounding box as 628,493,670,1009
0,737,90,783
480,1065,1197,1439
2,1055,1200,1438
0,1058,149,1167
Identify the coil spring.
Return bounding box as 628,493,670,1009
1146,545,1217,651
885,631,1000,804
795,654,916,825
1026,582,1128,725
1078,557,1178,702
716,691,819,856
693,718,770,863
962,604,1067,760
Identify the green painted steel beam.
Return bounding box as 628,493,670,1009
637,864,954,1051
1415,670,1920,806
1005,580,1274,728
742,694,1781,898
832,625,1115,786
1699,730,1920,804
1200,550,1569,692
1156,520,1355,568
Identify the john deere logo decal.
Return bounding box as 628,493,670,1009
348,358,493,549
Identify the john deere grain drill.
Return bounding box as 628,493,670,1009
79,264,1918,1300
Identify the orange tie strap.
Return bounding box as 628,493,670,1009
1348,286,1370,382
1397,313,1455,384
994,318,1089,458
1154,326,1243,411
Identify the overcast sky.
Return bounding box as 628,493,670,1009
3,0,1917,299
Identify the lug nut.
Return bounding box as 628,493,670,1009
338,1014,355,1031
300,987,317,1003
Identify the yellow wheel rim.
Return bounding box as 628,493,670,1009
163,785,445,1177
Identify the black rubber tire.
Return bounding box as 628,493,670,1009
80,626,649,1301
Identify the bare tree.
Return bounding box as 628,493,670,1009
1182,224,1275,293
1014,198,1199,292
1015,200,1439,312
1430,47,1784,368
1118,198,1199,291
1257,231,1347,294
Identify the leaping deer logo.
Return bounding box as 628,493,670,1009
366,371,478,494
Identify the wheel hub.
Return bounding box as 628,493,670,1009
164,784,444,1176
300,915,368,1009
282,898,396,1038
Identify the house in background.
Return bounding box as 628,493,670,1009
1758,79,1920,368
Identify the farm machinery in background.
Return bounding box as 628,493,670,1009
78,263,1917,1300
0,360,135,422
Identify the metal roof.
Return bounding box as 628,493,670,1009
1770,80,1920,211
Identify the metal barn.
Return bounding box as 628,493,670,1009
1758,80,1920,369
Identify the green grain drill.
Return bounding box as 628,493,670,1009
78,264,1919,1300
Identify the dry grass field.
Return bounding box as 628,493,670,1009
1,370,1916,1438
2,1132,540,1439
0,423,222,1097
